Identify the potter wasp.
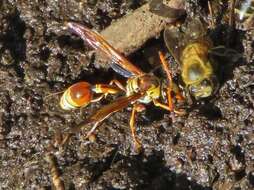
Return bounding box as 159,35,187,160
61,22,184,152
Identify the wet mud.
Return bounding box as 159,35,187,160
0,0,254,189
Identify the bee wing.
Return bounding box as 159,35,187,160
67,93,144,135
163,26,185,64
183,17,207,41
66,22,144,77
164,18,207,64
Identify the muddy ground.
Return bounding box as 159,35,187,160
0,0,254,189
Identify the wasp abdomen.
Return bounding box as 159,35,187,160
60,82,93,110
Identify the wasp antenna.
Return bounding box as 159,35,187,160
44,91,65,100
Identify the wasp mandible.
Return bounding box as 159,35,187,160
60,22,184,152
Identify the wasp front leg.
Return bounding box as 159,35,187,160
158,52,185,113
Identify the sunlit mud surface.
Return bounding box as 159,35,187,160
0,0,253,189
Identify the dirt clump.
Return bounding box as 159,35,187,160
0,0,253,189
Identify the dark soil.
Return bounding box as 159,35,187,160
0,0,253,189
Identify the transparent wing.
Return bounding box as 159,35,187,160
66,22,144,77
164,18,207,63
183,17,207,41
163,26,184,64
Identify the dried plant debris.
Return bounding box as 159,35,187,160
45,153,65,190
235,0,254,30
95,0,185,68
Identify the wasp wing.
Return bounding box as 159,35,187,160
110,62,134,78
67,93,144,135
66,22,144,77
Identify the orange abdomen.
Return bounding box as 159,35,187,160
60,82,93,110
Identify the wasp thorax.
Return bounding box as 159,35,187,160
60,82,93,110
126,74,161,104
138,75,160,92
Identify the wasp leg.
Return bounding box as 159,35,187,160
92,83,123,95
85,122,100,139
93,81,125,101
109,79,126,92
60,122,101,146
158,51,185,115
60,119,100,146
90,94,106,103
130,103,145,153
84,81,126,115
79,94,104,115
158,51,174,110
172,82,185,101
153,99,172,111
90,83,124,104
153,99,185,115
63,93,143,147
82,85,123,114
100,79,127,100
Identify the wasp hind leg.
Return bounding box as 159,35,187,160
92,80,126,102
109,79,126,92
91,80,126,102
